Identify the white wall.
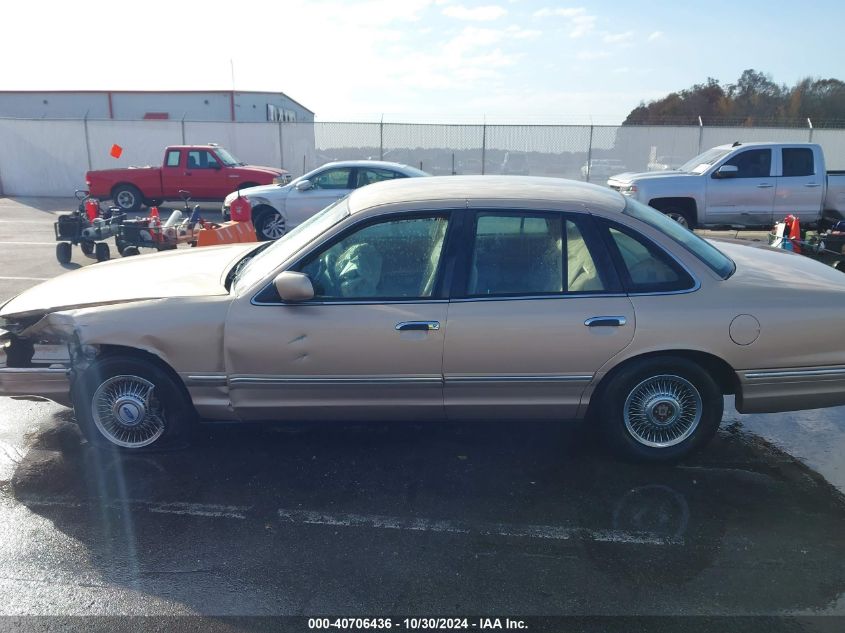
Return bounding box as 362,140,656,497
0,119,316,196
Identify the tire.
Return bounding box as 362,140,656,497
112,184,143,213
121,246,141,257
662,208,694,230
95,242,110,262
72,355,194,450
254,207,286,241
238,182,259,191
80,241,95,256
598,356,723,462
56,242,72,264
145,198,164,207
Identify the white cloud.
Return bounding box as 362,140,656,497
442,4,507,21
603,30,633,44
506,25,542,39
647,30,663,41
576,50,611,61
532,6,596,38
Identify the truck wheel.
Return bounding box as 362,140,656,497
80,241,95,256
72,355,195,450
663,208,694,230
238,182,259,191
598,356,723,462
254,207,286,241
56,242,72,264
95,242,111,262
113,185,143,213
144,198,164,208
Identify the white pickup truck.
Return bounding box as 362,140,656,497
607,142,845,228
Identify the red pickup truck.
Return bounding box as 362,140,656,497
86,145,290,212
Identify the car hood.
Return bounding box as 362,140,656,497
225,183,289,205
0,243,259,321
241,165,287,177
608,171,696,184
714,239,845,293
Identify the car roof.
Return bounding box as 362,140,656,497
347,175,626,214
314,160,421,171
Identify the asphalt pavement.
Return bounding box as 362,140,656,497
1,197,844,628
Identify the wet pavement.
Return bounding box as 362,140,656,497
2,197,845,626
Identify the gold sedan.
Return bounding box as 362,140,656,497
3,176,845,460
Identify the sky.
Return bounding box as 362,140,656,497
2,0,841,124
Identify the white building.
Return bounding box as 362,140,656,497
0,90,314,122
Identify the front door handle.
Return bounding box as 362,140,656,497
585,316,627,327
396,321,440,331
804,183,821,187
756,183,773,188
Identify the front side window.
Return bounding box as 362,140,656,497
187,150,220,169
782,148,814,177
467,213,606,297
722,149,772,178
299,215,449,300
311,168,353,190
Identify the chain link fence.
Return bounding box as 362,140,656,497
1,117,843,196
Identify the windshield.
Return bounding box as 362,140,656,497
624,198,735,279
233,197,351,292
678,147,732,174
215,147,244,166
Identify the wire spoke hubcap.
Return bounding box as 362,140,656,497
623,374,702,448
92,375,166,448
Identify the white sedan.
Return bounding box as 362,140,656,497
223,160,429,240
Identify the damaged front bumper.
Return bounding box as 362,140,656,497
0,328,72,406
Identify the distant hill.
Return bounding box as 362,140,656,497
624,69,845,127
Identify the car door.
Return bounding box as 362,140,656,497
284,167,354,225
443,209,635,420
705,148,775,225
775,146,824,222
182,149,225,199
225,211,453,421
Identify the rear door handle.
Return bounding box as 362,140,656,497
804,183,821,187
585,316,627,327
756,183,773,188
396,321,440,331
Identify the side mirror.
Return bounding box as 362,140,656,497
273,271,315,302
714,164,739,179
295,179,313,191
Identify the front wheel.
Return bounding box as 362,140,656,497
72,356,194,450
56,242,72,264
598,357,722,461
254,207,286,241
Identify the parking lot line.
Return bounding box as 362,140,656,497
0,276,50,281
0,242,59,246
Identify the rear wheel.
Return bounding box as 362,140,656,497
254,206,286,241
121,246,141,257
72,356,194,450
80,241,95,256
662,208,694,229
238,182,259,191
112,184,143,213
598,357,722,461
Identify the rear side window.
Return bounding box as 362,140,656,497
602,221,695,294
466,212,609,296
782,148,814,177
165,150,181,167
